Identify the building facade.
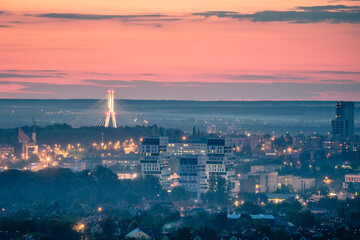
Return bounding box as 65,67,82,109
205,138,236,192
167,143,206,156
140,136,171,188
332,101,354,137
178,155,206,199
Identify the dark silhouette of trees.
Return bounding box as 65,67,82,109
170,186,191,203
201,175,230,208
0,166,168,209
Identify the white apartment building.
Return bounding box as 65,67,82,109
140,136,171,189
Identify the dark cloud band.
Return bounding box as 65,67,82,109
193,5,360,23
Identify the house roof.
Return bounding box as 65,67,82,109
18,128,30,143
250,214,274,220
227,213,241,219
126,228,150,238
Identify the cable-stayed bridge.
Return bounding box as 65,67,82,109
70,90,149,128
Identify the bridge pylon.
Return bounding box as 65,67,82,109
104,90,117,128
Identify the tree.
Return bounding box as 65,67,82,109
239,202,263,214
176,227,192,240
171,186,191,203
272,229,289,240
196,227,217,240
127,220,138,233
233,216,252,231
208,174,216,192
254,220,271,235
272,136,287,152
102,217,114,239
285,210,315,228
215,176,228,206
209,212,228,232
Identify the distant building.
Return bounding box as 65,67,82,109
277,175,315,192
305,134,324,151
250,214,275,226
178,155,206,199
332,101,354,137
240,170,315,193
251,165,282,173
61,158,99,171
167,143,206,156
267,193,296,204
345,174,360,183
247,171,278,193
140,136,171,188
0,145,14,161
18,127,38,160
205,138,236,192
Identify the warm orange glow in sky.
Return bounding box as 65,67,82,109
0,0,359,100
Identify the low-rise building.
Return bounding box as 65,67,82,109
277,175,315,192
167,143,206,156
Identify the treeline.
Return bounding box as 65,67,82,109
0,124,184,151
0,216,79,240
0,166,171,210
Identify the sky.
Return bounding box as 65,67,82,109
0,0,359,100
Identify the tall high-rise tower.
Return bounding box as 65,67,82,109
332,101,354,137
105,90,117,128
32,118,36,143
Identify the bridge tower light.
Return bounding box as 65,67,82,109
104,90,117,128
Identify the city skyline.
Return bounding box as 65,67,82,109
1,0,360,100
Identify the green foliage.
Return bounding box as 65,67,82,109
0,166,167,209
285,210,316,228
238,201,263,214
127,220,139,233
0,216,79,240
208,174,216,192
272,136,288,152
272,229,289,240
202,176,230,208
254,220,271,235
195,226,218,240
335,226,354,240
175,227,192,240
170,186,191,203
237,145,252,158
102,217,115,238
209,212,228,232
273,199,302,214
233,216,252,231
